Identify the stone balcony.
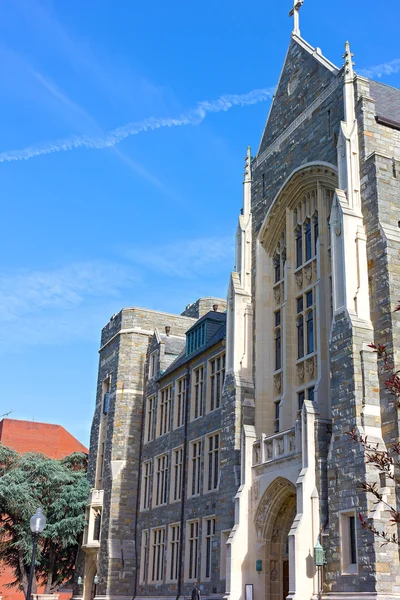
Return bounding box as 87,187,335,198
87,488,104,507
253,426,301,467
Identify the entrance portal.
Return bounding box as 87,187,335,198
254,477,296,600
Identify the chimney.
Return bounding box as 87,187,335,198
165,326,171,336
213,304,219,312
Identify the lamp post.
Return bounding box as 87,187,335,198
26,508,47,600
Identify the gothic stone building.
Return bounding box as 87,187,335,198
77,14,400,600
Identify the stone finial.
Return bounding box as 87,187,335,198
213,304,219,312
244,146,251,183
165,325,171,336
343,41,355,81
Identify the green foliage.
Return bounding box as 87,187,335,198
0,444,90,594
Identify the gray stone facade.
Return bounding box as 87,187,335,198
77,19,400,600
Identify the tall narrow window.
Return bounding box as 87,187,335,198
149,351,157,379
190,440,202,497
155,454,169,506
158,386,172,436
193,366,204,419
145,395,155,443
209,354,225,412
274,255,281,283
150,528,165,583
175,378,185,429
93,510,102,541
169,524,180,582
296,227,303,268
349,516,357,565
305,220,312,262
274,309,282,371
298,390,305,411
140,530,149,584
171,447,183,502
206,432,220,492
188,521,199,580
296,315,304,359
274,401,280,433
306,300,314,355
204,517,216,579
314,214,319,255
308,386,315,403
142,460,152,509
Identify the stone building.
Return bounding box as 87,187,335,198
77,6,400,600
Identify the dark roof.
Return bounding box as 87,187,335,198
369,80,400,130
185,310,226,335
160,321,226,379
160,334,186,356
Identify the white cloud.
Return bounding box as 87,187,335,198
0,87,275,164
358,58,400,79
126,236,235,278
0,261,137,322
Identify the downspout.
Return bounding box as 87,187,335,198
177,367,190,600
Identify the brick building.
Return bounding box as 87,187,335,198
0,419,88,600
77,7,400,600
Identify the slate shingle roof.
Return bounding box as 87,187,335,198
369,80,400,129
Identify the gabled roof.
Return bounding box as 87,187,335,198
257,36,340,157
160,317,226,379
369,80,400,130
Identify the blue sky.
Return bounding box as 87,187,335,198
1,0,399,446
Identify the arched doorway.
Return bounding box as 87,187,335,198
254,477,296,600
83,558,97,600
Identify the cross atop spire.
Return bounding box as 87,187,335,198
289,0,304,37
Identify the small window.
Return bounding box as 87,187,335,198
274,402,280,433
297,315,304,359
275,328,282,371
274,255,281,283
308,387,315,403
314,214,319,254
306,310,314,354
275,310,281,327
149,351,157,379
296,228,303,268
306,290,313,308
340,511,358,574
305,220,312,262
298,391,305,411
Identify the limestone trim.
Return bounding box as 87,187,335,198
254,476,296,538
259,164,337,254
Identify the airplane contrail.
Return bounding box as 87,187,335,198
0,87,275,164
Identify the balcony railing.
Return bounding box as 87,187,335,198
253,426,301,466
87,488,104,507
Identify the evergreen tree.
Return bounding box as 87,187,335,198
0,445,90,594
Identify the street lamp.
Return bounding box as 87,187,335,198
26,508,47,600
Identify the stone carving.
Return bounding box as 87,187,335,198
267,443,273,459
277,438,284,455
306,357,315,377
305,264,312,283
270,563,278,582
253,480,260,501
297,362,305,381
288,434,295,452
274,286,281,303
271,529,279,542
295,269,303,288
274,373,282,393
331,201,342,236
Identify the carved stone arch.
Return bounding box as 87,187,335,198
254,476,296,539
258,162,338,254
